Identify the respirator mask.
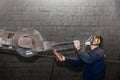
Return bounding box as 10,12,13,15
85,35,101,46
85,35,102,52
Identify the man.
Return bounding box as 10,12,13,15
53,35,106,80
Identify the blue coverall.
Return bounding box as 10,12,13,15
66,47,106,80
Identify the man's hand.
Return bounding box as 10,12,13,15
73,40,81,51
53,49,66,62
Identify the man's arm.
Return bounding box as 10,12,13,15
53,49,83,67
66,58,83,67
73,40,101,64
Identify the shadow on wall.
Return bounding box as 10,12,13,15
0,51,39,63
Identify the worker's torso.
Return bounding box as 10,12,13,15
83,48,106,80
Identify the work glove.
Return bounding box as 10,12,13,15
53,49,66,62
73,40,81,51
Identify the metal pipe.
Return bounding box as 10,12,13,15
1,48,120,64
52,41,74,47
106,60,120,63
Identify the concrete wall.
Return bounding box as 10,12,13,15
0,0,120,80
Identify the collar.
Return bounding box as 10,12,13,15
91,47,99,52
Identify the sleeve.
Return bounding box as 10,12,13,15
77,50,102,64
66,58,83,67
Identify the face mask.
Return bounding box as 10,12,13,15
85,35,94,46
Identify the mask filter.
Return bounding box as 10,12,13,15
85,41,91,46
85,35,94,46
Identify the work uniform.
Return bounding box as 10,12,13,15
66,47,106,80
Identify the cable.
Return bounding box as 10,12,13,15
49,59,55,80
